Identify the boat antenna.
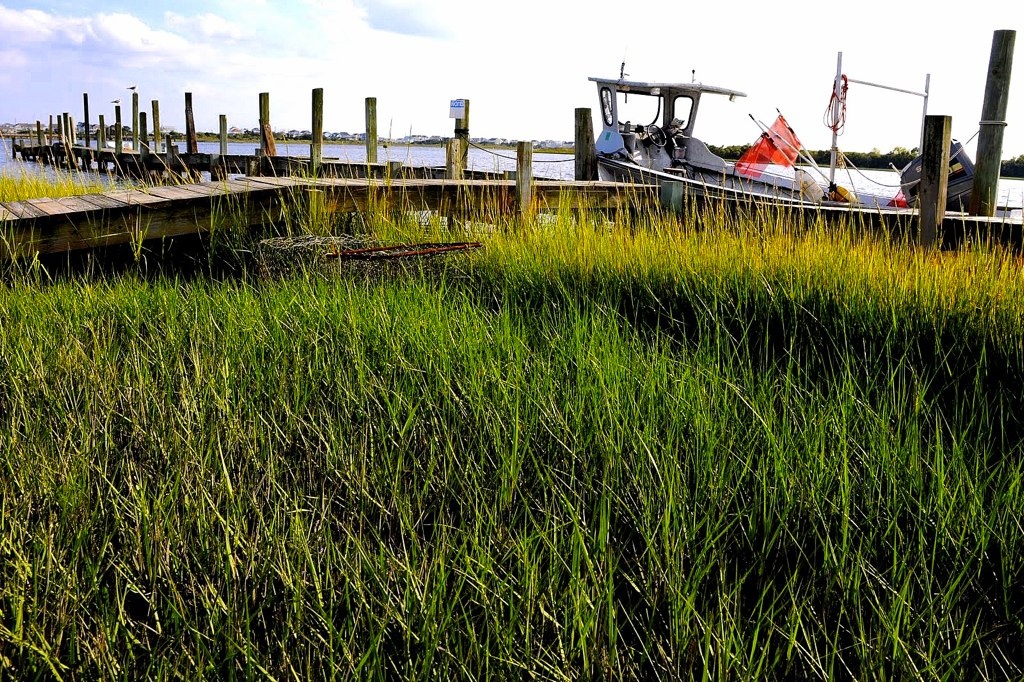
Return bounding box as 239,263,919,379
692,70,696,83
619,59,627,80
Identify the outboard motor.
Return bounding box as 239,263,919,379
898,141,975,211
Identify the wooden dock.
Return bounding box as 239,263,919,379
8,140,521,182
0,176,654,258
3,172,1022,260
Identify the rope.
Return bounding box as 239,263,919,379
823,75,848,136
467,140,575,162
835,150,905,188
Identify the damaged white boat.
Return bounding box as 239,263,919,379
589,65,975,212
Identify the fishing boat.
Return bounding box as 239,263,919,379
589,62,975,211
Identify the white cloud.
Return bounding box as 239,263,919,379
164,11,246,42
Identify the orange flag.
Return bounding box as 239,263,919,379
736,114,803,179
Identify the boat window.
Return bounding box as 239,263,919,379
600,88,614,127
615,91,661,131
672,96,693,129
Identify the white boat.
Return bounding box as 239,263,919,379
588,67,975,212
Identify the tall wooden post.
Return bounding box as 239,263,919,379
219,115,228,156
574,108,598,181
445,138,464,180
139,111,149,162
311,87,324,169
35,121,44,147
98,115,106,149
365,97,378,164
47,115,53,145
83,93,91,148
919,115,952,248
185,92,198,154
131,91,139,151
516,141,534,216
211,114,228,180
969,29,1015,217
61,113,71,147
115,105,123,151
259,92,276,156
454,98,470,174
151,100,161,154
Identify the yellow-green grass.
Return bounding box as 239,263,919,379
0,166,109,203
1,199,1022,679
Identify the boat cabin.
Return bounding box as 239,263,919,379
589,76,746,173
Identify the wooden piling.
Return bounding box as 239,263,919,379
919,114,952,248
35,121,43,147
47,115,53,145
132,91,139,152
311,88,323,169
98,115,106,150
574,108,598,181
83,93,91,149
61,113,71,148
365,97,378,164
139,111,149,161
517,140,534,215
151,100,162,154
115,105,123,152
219,115,228,156
185,92,198,154
445,138,465,180
454,98,470,175
969,29,1016,217
259,92,276,157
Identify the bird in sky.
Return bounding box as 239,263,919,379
127,85,137,92
111,99,121,105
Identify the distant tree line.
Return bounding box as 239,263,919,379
708,144,1024,178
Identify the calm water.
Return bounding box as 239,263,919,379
2,135,1021,208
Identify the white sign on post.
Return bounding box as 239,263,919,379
449,99,466,119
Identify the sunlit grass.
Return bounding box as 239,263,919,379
1,189,1022,679
0,165,109,202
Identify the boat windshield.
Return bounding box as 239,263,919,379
615,91,662,130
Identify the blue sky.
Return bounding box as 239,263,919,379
1,0,1021,157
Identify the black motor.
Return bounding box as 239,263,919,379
899,140,975,211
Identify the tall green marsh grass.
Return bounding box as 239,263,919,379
1,196,1022,679
0,165,109,203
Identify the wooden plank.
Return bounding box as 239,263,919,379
240,176,303,189
24,198,79,217
102,190,173,208
217,178,277,195
54,196,112,213
2,201,50,219
171,183,231,198
0,204,17,222
76,194,130,210
144,185,215,201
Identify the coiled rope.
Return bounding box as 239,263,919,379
823,74,848,136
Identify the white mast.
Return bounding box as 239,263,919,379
829,52,842,188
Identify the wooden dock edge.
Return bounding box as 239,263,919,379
0,178,654,258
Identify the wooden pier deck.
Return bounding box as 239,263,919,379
0,176,654,257
9,141,515,181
